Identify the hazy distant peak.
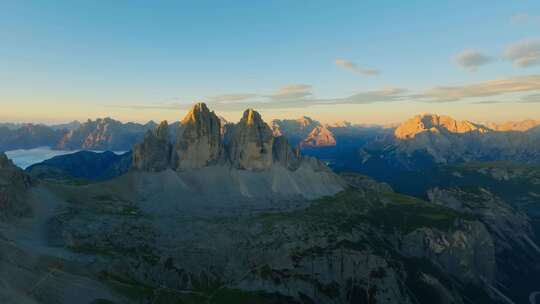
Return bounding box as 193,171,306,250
395,113,490,139
326,120,352,128
296,116,315,127
487,119,540,132
301,125,337,147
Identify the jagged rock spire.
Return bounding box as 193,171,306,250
272,136,300,170
173,102,223,170
131,103,312,172
229,109,274,170
0,152,14,169
132,121,171,172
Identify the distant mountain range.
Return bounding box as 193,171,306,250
2,113,540,171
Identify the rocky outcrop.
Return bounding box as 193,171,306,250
173,103,223,170
401,220,496,284
427,187,538,256
133,121,171,172
0,153,31,219
228,109,274,170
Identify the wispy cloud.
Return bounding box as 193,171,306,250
105,75,540,112
518,93,540,103
269,84,312,100
207,94,256,103
470,100,504,105
454,49,493,71
326,88,407,104
335,59,379,76
420,75,540,102
504,38,540,67
103,102,191,110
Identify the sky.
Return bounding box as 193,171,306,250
1,0,540,125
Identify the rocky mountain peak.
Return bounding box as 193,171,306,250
297,116,315,127
229,108,274,170
301,125,337,147
395,114,490,139
173,102,223,170
0,152,15,170
242,108,261,126
155,120,169,140
181,102,212,125
132,120,172,172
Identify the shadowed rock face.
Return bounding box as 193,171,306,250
133,121,171,172
0,153,31,219
272,136,301,170
173,103,223,170
229,109,274,170
129,103,346,200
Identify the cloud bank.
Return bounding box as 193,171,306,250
107,75,540,111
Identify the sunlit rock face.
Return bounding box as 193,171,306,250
394,114,490,140
301,125,337,147
132,121,171,172
172,103,223,170
228,109,274,170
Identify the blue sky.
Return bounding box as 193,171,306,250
1,0,540,124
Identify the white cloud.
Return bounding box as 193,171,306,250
335,59,379,76
107,75,540,111
421,75,540,102
504,38,540,67
207,94,256,103
519,93,540,103
269,84,312,100
454,49,493,71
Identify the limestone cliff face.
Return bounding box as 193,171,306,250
401,220,495,284
173,103,223,170
131,103,342,178
229,109,274,170
132,121,171,172
272,135,300,170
